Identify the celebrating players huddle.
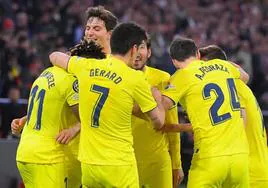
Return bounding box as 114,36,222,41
11,6,268,188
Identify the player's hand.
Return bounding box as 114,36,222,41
56,124,80,144
173,169,184,187
11,116,27,136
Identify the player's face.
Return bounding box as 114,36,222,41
84,17,110,49
132,41,151,71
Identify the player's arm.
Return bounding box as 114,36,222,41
71,104,80,121
161,71,188,111
11,115,27,136
132,103,150,120
162,123,192,132
165,107,184,187
241,108,247,128
56,76,81,144
56,104,80,144
49,52,69,70
235,80,247,128
162,95,176,111
134,76,165,129
169,138,184,187
145,87,165,129
229,61,249,83
56,122,81,144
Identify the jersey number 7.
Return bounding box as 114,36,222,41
90,84,109,128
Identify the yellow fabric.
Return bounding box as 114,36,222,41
81,163,139,188
132,66,181,170
137,158,172,188
61,106,81,187
65,154,81,188
68,56,157,165
188,154,249,188
236,80,268,182
17,66,79,163
163,59,248,159
249,181,268,188
132,66,180,187
17,161,66,188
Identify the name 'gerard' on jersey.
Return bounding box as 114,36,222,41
90,68,122,84
195,64,229,80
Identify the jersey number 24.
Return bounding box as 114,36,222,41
203,78,240,125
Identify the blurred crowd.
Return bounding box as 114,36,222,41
1,0,268,136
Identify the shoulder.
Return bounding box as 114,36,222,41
207,59,227,64
170,68,188,80
49,66,74,78
69,56,99,66
236,79,252,97
147,66,170,79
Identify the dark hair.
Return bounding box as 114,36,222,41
199,45,227,61
69,40,106,59
111,22,147,55
169,37,198,61
146,34,151,49
85,6,118,31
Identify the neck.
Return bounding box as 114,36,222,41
103,43,111,54
113,54,129,66
183,57,197,67
141,65,146,72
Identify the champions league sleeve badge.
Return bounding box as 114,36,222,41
72,80,79,93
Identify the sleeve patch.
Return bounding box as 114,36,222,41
72,80,79,93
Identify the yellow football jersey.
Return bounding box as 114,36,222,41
132,66,181,168
163,59,248,159
68,56,157,165
236,80,268,181
16,66,79,163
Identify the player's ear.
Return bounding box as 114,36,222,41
172,59,181,69
171,59,177,66
147,48,152,59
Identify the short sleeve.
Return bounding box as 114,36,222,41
162,70,189,106
65,76,79,106
133,73,157,113
158,73,170,92
222,60,240,79
68,56,87,75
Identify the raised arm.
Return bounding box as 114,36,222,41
230,61,249,83
49,52,70,70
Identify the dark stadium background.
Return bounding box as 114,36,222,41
0,0,268,187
